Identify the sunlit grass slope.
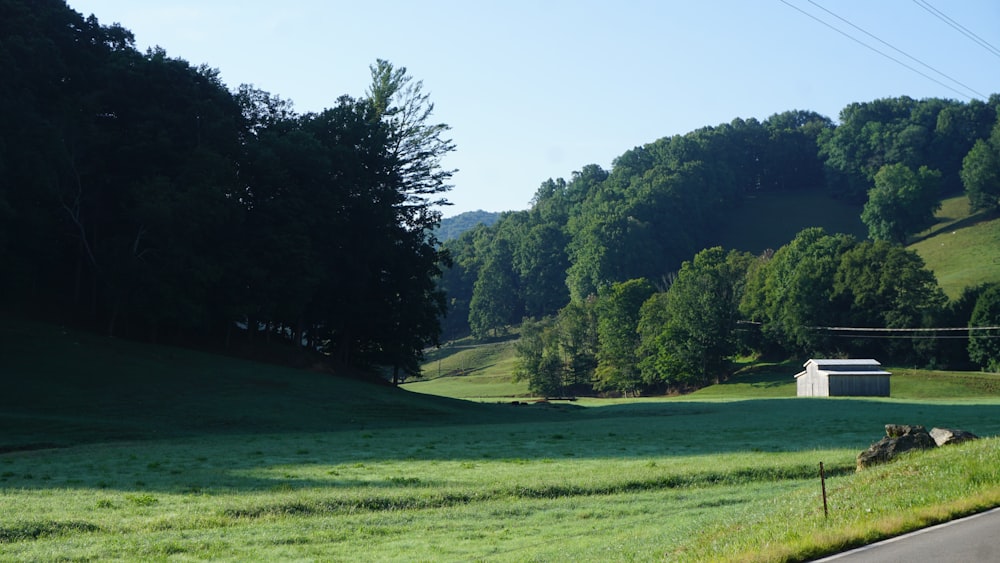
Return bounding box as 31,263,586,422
910,195,1000,299
408,335,528,398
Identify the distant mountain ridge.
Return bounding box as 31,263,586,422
436,210,502,241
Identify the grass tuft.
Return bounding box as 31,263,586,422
0,521,101,543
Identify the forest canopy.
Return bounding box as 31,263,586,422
439,92,1000,393
0,0,452,379
3,1,999,389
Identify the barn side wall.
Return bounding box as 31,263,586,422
796,370,830,397
828,375,889,397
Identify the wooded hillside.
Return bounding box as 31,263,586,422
0,0,452,378
3,1,999,390
440,95,1000,394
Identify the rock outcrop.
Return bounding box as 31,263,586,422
930,427,979,447
857,425,936,470
857,424,981,470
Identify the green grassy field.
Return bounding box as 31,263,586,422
3,319,1000,561
409,336,526,398
910,195,1000,299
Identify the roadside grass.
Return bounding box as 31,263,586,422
910,195,1000,299
678,438,1000,562
5,319,1000,560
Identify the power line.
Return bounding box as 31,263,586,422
778,0,977,100
811,326,1000,332
809,325,1000,341
739,320,1000,340
912,0,1000,60
828,334,1000,340
806,0,988,99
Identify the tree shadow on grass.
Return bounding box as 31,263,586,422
910,208,998,244
2,398,999,493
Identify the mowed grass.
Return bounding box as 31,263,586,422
4,320,1000,561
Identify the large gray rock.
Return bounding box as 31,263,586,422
857,424,936,471
930,427,979,447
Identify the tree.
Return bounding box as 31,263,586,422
861,163,941,244
969,285,1000,372
740,228,857,355
638,248,753,388
961,137,1000,213
594,278,655,395
937,283,997,369
468,239,519,339
832,240,946,363
556,297,600,389
514,316,564,396
367,59,455,211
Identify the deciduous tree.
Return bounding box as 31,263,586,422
861,163,941,244
968,285,1000,372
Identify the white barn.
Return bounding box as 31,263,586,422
794,359,891,397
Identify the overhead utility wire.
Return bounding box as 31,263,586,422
811,325,1000,341
813,326,1000,332
738,321,1000,340
827,334,1000,340
778,0,976,100
738,321,1000,332
912,0,1000,60
806,0,988,99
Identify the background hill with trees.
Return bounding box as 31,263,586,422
436,210,501,242
439,95,1000,395
3,1,999,393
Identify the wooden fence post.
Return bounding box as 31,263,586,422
820,462,828,518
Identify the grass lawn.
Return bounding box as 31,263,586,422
4,320,1000,561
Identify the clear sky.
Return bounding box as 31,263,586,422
67,0,999,217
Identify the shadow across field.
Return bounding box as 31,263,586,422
3,397,1000,494
911,208,998,244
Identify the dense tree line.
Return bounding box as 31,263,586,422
0,1,451,379
441,94,1000,393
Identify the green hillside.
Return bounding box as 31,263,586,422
407,336,526,398
909,195,1000,299
0,320,550,452
714,188,867,253
436,210,502,241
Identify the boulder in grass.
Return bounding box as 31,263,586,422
930,427,979,447
856,424,936,471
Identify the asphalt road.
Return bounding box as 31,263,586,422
813,507,1000,562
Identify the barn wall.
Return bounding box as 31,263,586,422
796,370,831,397
796,372,811,396
828,375,889,397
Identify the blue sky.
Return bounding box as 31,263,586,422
68,1,999,216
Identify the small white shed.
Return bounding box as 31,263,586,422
794,359,891,397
